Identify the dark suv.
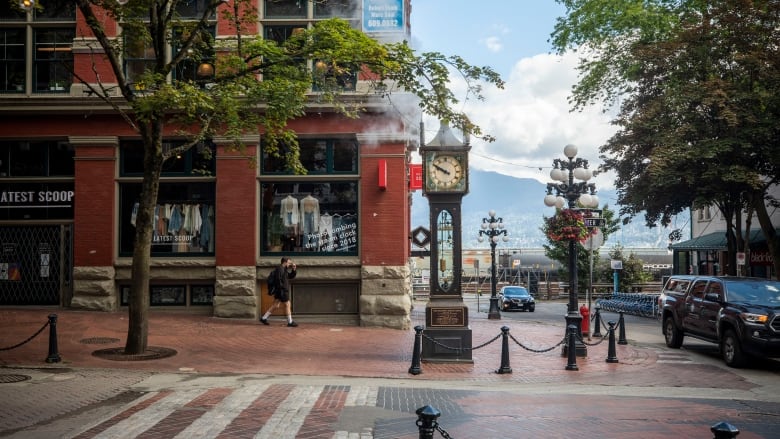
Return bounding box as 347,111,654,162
660,275,780,367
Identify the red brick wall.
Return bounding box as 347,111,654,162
73,145,116,267
215,144,257,266
360,147,410,267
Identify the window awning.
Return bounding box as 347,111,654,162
671,228,779,251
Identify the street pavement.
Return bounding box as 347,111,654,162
1,299,779,438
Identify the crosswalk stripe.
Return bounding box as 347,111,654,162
173,384,270,439
254,385,324,439
92,389,204,439
344,385,378,407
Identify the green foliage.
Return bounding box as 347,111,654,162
596,245,652,292
70,0,504,353
542,205,620,291
552,1,780,280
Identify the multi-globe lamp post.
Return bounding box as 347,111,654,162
477,210,509,320
544,144,599,356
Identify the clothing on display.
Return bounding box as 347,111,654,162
131,202,214,253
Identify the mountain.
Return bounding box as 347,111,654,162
411,169,687,249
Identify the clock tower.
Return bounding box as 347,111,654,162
418,121,472,363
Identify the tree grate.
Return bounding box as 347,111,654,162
0,374,32,384
80,337,121,345
92,346,177,361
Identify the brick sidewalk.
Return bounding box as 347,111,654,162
2,308,777,438
2,307,646,380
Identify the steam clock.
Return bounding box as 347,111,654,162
419,121,472,362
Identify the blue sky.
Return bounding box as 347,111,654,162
405,1,618,189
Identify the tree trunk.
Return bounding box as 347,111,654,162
751,192,780,280
125,123,165,354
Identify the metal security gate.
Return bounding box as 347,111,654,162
0,225,72,306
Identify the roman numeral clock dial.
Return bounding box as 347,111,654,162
426,154,465,192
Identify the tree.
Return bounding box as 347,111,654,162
541,204,620,293
596,245,652,293
70,0,503,354
551,0,780,279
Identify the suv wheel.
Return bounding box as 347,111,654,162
663,317,683,348
721,329,747,368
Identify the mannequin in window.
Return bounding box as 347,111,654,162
300,194,320,236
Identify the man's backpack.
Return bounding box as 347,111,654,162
266,269,277,295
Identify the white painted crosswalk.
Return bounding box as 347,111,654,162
72,384,381,439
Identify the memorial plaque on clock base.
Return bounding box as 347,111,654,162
421,300,473,363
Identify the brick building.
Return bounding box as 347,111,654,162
0,0,417,329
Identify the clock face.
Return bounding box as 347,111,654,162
426,154,465,192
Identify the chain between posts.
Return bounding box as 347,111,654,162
0,320,50,352
420,329,570,354
509,332,567,353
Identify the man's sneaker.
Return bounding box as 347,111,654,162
287,321,298,327
260,317,269,325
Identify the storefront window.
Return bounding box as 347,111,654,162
119,182,215,256
261,181,357,254
0,141,74,177
119,141,215,257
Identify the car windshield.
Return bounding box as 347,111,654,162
502,288,529,297
725,280,780,304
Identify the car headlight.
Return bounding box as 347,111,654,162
740,313,768,324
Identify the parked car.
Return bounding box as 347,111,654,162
660,275,780,367
499,286,535,312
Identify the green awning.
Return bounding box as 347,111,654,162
671,228,779,251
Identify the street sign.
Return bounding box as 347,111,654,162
584,218,606,228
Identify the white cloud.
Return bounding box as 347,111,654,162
482,36,503,53
423,51,618,190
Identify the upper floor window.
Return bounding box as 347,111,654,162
314,0,358,18
0,0,75,94
262,138,357,174
265,0,307,18
120,141,216,177
697,207,711,221
0,141,75,177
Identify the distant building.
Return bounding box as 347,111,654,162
670,184,780,278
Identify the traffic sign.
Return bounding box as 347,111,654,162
584,218,606,228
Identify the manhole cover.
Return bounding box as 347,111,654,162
0,374,32,384
92,346,177,361
80,337,121,345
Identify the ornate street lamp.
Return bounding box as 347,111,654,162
477,210,509,320
544,144,599,356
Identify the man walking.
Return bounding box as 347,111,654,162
260,257,298,327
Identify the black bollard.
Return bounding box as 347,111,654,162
617,311,628,345
415,405,441,439
592,306,603,337
606,321,619,363
408,325,423,375
496,326,512,374
45,314,61,363
711,421,739,438
565,324,578,371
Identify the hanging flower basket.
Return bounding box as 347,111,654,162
544,209,595,242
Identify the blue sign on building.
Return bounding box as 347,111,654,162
363,0,404,33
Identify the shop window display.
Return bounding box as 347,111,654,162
262,182,357,254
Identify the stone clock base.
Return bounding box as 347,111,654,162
421,327,473,363
421,300,473,363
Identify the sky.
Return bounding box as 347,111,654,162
406,0,619,190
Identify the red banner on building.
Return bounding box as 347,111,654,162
409,164,422,190
750,250,774,266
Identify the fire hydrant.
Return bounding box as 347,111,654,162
579,304,590,336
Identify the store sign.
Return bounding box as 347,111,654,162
0,183,74,220
409,164,422,190
750,250,774,266
363,0,404,33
